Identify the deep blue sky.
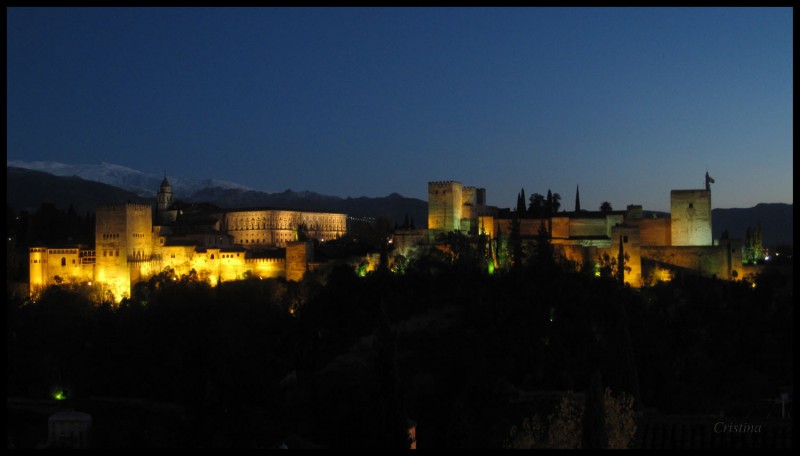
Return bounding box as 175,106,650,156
7,7,793,212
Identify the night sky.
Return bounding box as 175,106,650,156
7,7,793,212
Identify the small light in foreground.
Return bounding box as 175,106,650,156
53,389,66,401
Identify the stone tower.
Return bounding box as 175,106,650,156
670,173,713,246
156,175,173,225
428,181,463,232
95,203,154,301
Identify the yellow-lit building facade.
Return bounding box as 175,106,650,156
29,178,346,302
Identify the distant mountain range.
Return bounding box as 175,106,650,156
7,166,150,215
6,165,428,228
6,160,254,198
6,162,792,247
712,203,793,249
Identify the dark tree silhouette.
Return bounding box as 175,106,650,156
552,192,561,214
510,212,522,272
516,189,527,217
582,370,608,449
528,193,545,218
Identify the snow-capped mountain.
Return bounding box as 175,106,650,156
6,160,255,197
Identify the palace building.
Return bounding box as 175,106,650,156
29,177,348,302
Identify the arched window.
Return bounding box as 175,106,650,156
61,257,66,267
210,254,215,260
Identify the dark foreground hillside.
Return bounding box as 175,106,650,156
7,251,793,449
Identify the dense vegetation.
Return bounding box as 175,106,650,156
7,235,792,448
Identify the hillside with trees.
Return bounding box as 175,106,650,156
7,229,792,448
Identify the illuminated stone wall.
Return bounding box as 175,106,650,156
218,250,248,281
494,218,550,238
551,216,570,239
461,186,477,220
554,244,601,270
670,189,712,246
392,229,427,257
428,181,463,232
568,214,624,238
641,242,743,280
636,217,672,246
478,216,495,238
567,218,606,238
29,248,95,298
299,211,347,243
29,247,48,298
247,257,285,280
224,210,346,247
286,241,313,281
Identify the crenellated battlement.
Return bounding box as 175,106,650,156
97,203,153,211
245,258,286,265
428,181,462,188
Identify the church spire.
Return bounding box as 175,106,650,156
575,185,581,212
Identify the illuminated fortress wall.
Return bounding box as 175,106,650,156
670,189,712,246
28,247,94,298
29,247,47,297
493,214,624,242
641,240,743,280
635,217,672,246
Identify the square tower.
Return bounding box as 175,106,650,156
428,181,463,232
95,203,153,301
670,189,712,246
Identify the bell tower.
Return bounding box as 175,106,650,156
156,174,174,225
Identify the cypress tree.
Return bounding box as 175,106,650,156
617,235,625,286
582,370,608,449
517,188,527,217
